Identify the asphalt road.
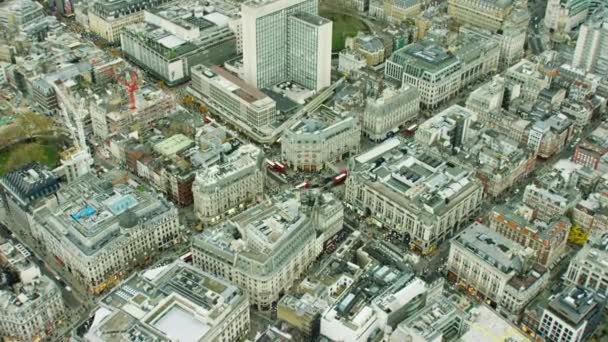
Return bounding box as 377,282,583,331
528,0,549,55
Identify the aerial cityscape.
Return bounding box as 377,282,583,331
0,0,607,341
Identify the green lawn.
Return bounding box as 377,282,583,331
320,11,369,51
0,139,61,175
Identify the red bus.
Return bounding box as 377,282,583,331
295,181,310,190
180,252,193,263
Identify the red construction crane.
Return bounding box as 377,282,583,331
90,58,139,110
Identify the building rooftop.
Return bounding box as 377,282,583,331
286,106,358,139
193,190,339,278
490,204,570,242
84,261,247,342
34,172,174,257
0,274,60,316
193,144,262,189
460,305,528,342
547,287,605,327
153,134,195,157
290,11,331,26
453,222,528,274
390,40,460,74
91,0,173,20
0,163,60,207
391,295,464,342
351,139,480,220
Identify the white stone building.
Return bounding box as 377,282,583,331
192,144,264,224
192,191,343,309
345,139,484,254
0,274,65,341
31,172,181,294
281,114,360,171
81,260,250,342
447,222,549,314
362,85,419,141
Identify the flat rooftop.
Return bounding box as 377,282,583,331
352,140,478,219
290,12,331,26
194,144,262,188
460,305,529,342
548,287,604,326
453,222,521,274
34,173,173,256
193,191,332,276
89,261,246,341
391,40,459,73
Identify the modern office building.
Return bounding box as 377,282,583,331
345,139,484,254
241,0,331,91
544,0,591,33
192,191,342,309
362,85,419,141
572,8,608,77
564,233,608,296
80,261,250,342
489,205,570,268
538,287,606,342
0,273,65,341
121,1,237,86
281,113,360,171
447,222,550,314
415,105,473,149
189,64,277,129
88,0,174,43
31,172,181,294
192,144,264,224
286,12,332,91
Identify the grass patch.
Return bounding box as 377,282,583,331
320,11,369,51
0,139,62,175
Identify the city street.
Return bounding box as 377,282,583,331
527,0,549,55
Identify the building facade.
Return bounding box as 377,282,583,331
192,191,342,309
345,139,484,254
448,0,513,32
572,8,608,76
447,222,550,314
190,64,277,129
88,0,174,43
489,205,570,268
192,144,264,224
282,115,360,171
81,261,250,342
241,0,331,91
564,233,608,296
385,38,498,109
31,173,181,294
120,2,237,86
538,287,606,342
362,85,420,142
286,12,332,91
0,275,65,341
